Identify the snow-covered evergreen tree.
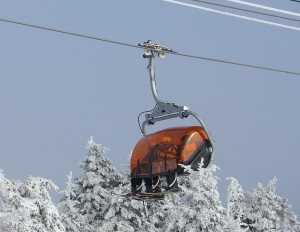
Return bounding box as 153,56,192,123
0,170,65,231
0,170,36,231
72,137,129,231
100,151,148,231
248,179,280,231
18,176,65,231
74,137,113,231
225,177,248,232
0,212,15,232
158,188,187,232
60,172,83,231
163,162,226,231
101,196,152,232
0,170,19,231
265,178,300,232
244,178,300,232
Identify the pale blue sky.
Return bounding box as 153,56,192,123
0,0,299,215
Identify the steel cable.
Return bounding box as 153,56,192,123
192,0,300,23
0,17,300,77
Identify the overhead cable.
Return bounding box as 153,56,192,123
0,18,140,49
191,0,300,23
174,52,300,76
227,0,300,17
0,17,300,77
290,0,300,3
164,0,300,32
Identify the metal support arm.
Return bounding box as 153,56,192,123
139,40,215,163
142,54,189,133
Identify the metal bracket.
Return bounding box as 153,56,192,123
139,41,189,133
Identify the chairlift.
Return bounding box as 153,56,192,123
130,41,215,194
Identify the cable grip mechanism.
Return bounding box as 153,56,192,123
138,40,176,59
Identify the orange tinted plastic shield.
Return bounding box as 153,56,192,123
130,126,208,177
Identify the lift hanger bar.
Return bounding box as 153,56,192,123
139,40,215,162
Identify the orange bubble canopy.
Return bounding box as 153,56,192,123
130,126,209,178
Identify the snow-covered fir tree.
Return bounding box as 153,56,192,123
0,169,37,231
243,178,300,232
225,177,248,232
0,170,19,231
115,152,166,232
101,195,154,232
189,162,225,231
60,172,83,231
18,176,65,231
101,151,151,232
162,162,226,232
0,170,65,231
0,212,15,232
158,188,187,231
70,137,147,231
72,137,117,231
